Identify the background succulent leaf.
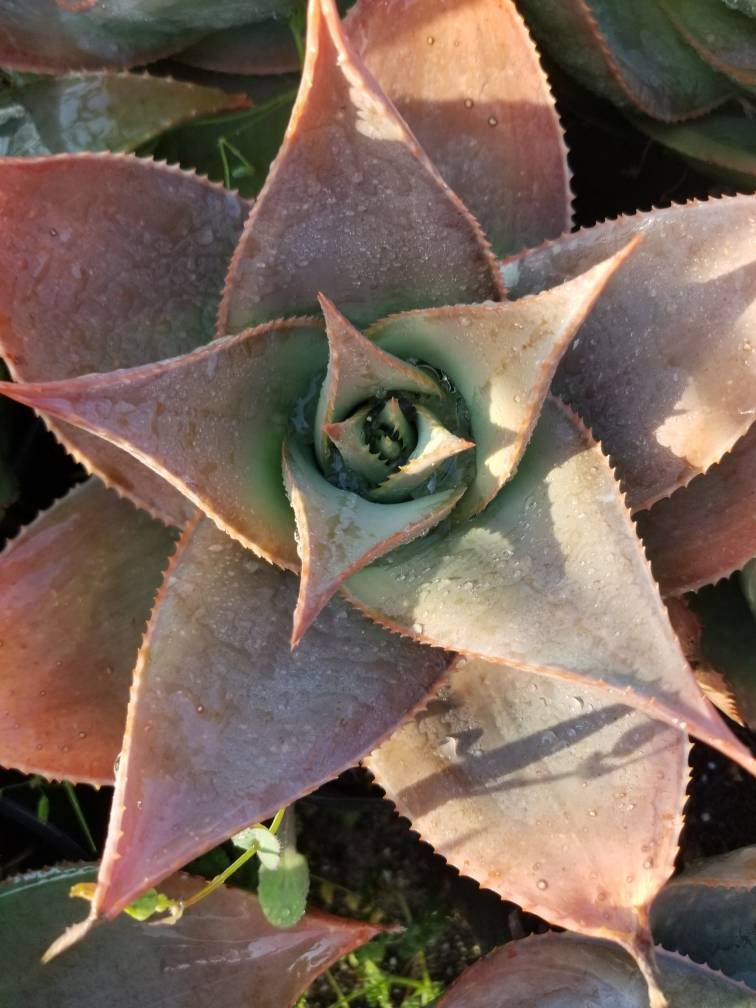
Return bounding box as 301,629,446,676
0,864,377,1006
0,154,248,525
0,71,248,156
656,0,756,90
177,19,300,75
628,111,756,190
345,0,572,257
689,575,756,733
144,82,296,199
519,0,733,122
367,657,688,991
0,479,174,786
0,319,329,570
502,196,756,512
436,933,755,1008
651,845,756,987
218,0,503,334
370,241,639,519
92,518,450,919
637,423,756,597
0,0,297,72
346,398,756,775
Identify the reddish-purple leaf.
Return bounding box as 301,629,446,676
179,20,300,75
0,154,248,525
368,657,688,996
436,933,754,1008
218,0,503,334
2,864,378,1008
0,319,327,571
283,438,463,645
0,480,174,786
345,398,756,776
637,423,756,596
502,196,756,511
345,0,572,256
92,517,449,918
369,239,639,519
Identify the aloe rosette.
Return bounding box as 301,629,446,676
0,0,755,1004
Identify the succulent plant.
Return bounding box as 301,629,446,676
518,0,756,188
0,1,755,1005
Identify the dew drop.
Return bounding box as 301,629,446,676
487,116,498,127
643,857,654,869
78,731,87,739
412,622,424,635
588,808,597,817
536,878,548,890
464,98,474,109
196,704,205,714
426,35,435,45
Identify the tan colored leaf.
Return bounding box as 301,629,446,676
0,480,174,786
93,518,450,918
345,398,756,776
502,196,756,511
368,657,688,997
218,0,502,334
345,0,572,256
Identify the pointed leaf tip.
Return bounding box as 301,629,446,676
219,0,502,333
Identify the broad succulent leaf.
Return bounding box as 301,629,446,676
0,0,297,72
0,319,329,569
0,480,174,786
178,19,300,75
1,864,377,1006
345,398,756,775
690,578,756,732
218,0,503,334
92,518,450,919
367,658,688,995
637,423,756,597
518,0,733,122
657,0,756,90
651,845,756,987
0,72,248,157
369,241,638,519
345,0,572,256
502,196,756,512
0,154,248,525
629,111,756,190
436,933,755,1008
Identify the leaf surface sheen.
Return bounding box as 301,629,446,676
93,518,450,918
0,72,248,157
651,845,756,987
0,480,175,786
0,0,296,72
658,0,756,89
219,0,503,334
435,933,755,1008
637,422,756,596
0,154,248,525
345,0,572,256
345,398,756,776
367,657,688,990
178,19,300,75
370,241,639,519
502,196,756,511
0,318,328,570
0,864,377,1008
